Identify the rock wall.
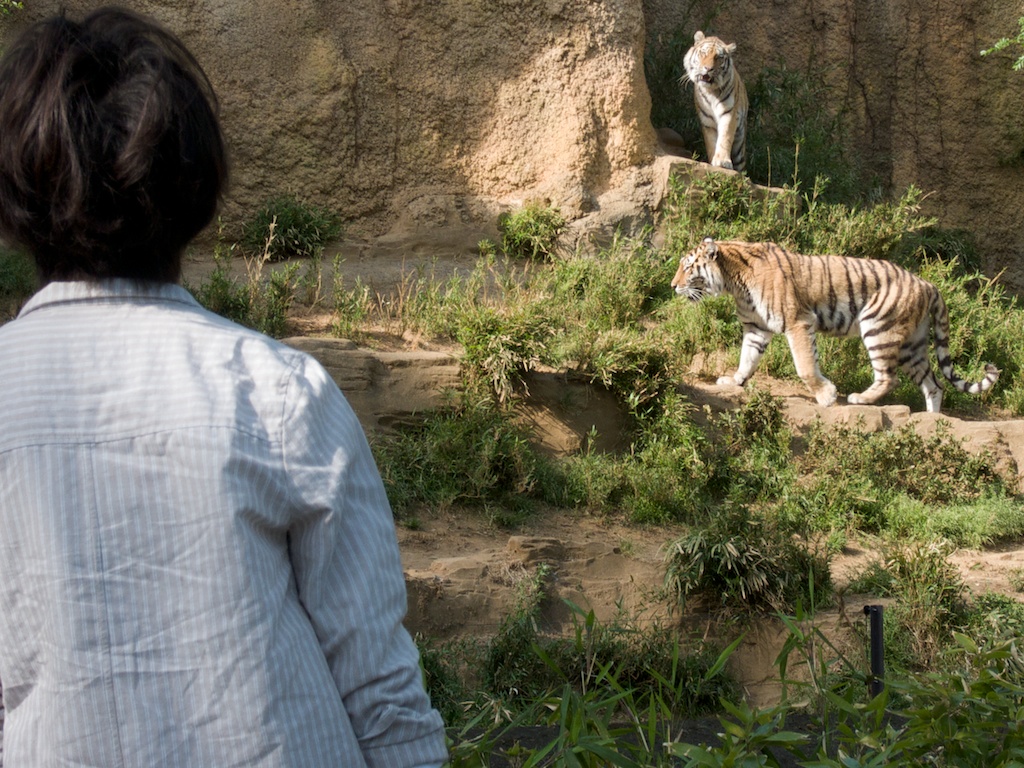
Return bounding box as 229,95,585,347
3,0,1024,287
1,0,659,252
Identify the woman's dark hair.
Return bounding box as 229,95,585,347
0,7,228,283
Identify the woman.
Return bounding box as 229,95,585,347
0,8,446,766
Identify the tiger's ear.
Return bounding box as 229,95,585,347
693,30,705,43
725,42,737,54
701,237,719,259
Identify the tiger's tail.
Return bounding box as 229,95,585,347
931,291,999,394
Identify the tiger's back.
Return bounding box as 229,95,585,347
683,31,748,172
671,238,998,413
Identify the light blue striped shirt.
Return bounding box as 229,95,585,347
0,280,447,767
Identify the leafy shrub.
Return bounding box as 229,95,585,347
371,398,540,518
483,597,737,719
572,327,676,417
497,202,565,261
746,64,859,199
664,506,832,614
846,539,969,672
800,420,1006,519
455,304,553,406
240,194,343,261
547,238,675,332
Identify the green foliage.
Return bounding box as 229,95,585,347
483,599,738,721
664,506,832,614
371,397,540,518
330,257,374,340
456,304,553,406
812,420,1003,505
0,245,36,320
0,0,23,15
846,540,969,673
793,420,1010,539
662,172,931,263
240,194,343,261
669,700,811,766
416,635,472,727
669,622,1024,768
981,16,1024,71
746,64,859,198
497,202,565,261
186,241,299,338
884,495,1024,549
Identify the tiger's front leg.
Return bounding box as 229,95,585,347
785,324,837,407
719,324,773,387
710,112,738,170
699,122,727,170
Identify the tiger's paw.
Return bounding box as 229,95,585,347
716,375,742,387
712,158,734,170
814,383,838,407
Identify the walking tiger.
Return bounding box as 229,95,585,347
671,238,999,413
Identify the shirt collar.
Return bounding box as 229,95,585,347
18,279,201,319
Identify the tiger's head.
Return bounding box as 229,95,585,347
671,237,725,302
683,31,737,90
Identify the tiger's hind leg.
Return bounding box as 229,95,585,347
898,320,943,413
849,322,907,406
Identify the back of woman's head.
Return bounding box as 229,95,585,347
0,7,227,283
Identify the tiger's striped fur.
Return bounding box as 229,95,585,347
671,238,999,413
683,31,748,172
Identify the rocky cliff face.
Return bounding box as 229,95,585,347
3,0,1022,288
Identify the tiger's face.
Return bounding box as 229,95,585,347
684,32,736,90
671,238,723,301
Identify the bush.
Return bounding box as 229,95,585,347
664,506,832,614
455,304,553,406
371,398,541,518
240,195,343,261
497,202,565,261
746,64,859,199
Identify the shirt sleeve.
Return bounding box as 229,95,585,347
279,354,447,768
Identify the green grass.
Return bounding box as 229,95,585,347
185,237,300,338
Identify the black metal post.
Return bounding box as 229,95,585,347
863,604,884,698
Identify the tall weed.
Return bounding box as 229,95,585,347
186,233,299,338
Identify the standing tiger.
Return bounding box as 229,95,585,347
683,31,748,172
671,238,999,413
